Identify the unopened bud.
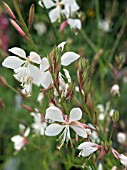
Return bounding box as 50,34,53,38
110,84,120,96
112,110,119,122
0,76,8,86
28,4,35,27
2,1,16,20
59,20,68,32
9,19,28,39
22,104,34,112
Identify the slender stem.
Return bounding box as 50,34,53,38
11,0,38,52
80,30,97,53
95,0,101,47
108,18,127,63
41,1,58,45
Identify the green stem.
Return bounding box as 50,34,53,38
108,18,127,63
11,0,38,52
41,1,58,45
80,30,97,53
95,0,101,47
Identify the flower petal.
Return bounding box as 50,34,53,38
70,125,87,138
68,19,82,30
63,69,71,83
40,57,50,72
45,123,64,136
57,42,66,51
24,127,30,137
49,6,61,23
29,63,41,86
42,0,55,9
9,47,26,59
45,106,64,122
40,71,52,88
61,52,80,66
2,56,25,69
78,142,98,157
29,52,41,64
69,108,82,122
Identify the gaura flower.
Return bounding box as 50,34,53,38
45,106,87,148
78,142,99,157
54,69,71,99
31,112,47,135
11,124,30,151
2,47,41,96
67,18,82,30
117,132,126,144
119,154,127,167
110,84,120,96
40,42,80,88
39,0,79,23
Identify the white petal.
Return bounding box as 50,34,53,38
42,0,55,9
61,52,80,66
49,6,61,23
24,127,30,137
68,19,82,30
29,52,41,64
57,42,66,51
45,124,64,136
19,124,25,132
78,142,98,157
119,154,127,166
40,57,50,72
11,135,23,143
2,56,25,69
69,108,82,122
40,71,52,88
29,63,41,86
9,47,26,59
70,125,87,138
63,69,71,83
45,106,64,122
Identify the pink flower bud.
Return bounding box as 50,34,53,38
59,20,68,32
2,1,16,20
9,19,28,38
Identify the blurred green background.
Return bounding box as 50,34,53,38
0,0,127,169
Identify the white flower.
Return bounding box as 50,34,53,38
2,47,41,96
110,84,120,96
34,22,47,35
31,112,47,135
39,0,79,23
40,42,80,88
78,142,98,157
119,154,127,167
99,19,111,32
54,69,71,99
37,92,44,105
45,106,87,148
117,132,126,144
11,124,30,151
40,57,52,88
68,18,82,30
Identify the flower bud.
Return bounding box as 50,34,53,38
59,20,68,32
9,19,28,39
2,1,16,20
112,110,119,122
28,4,35,27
